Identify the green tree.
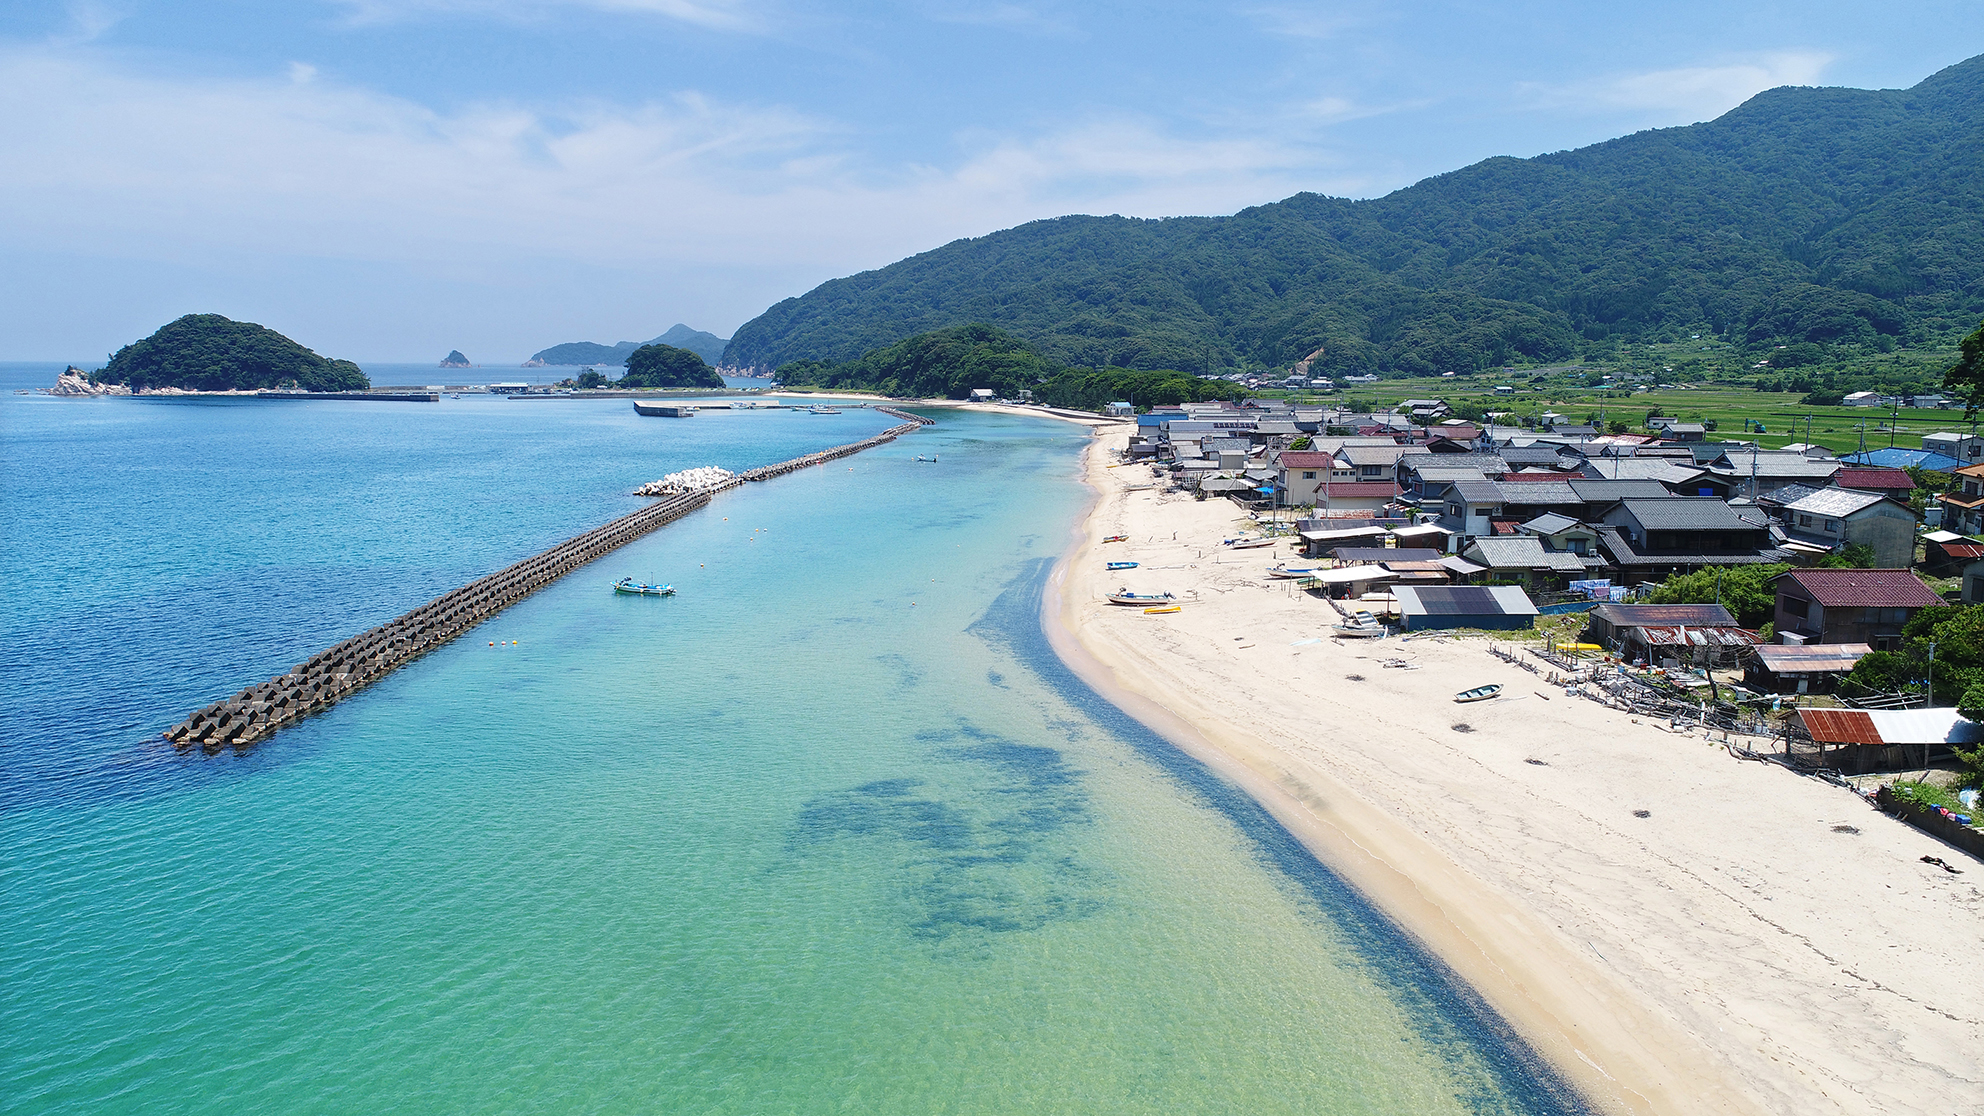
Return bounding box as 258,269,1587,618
619,344,723,389
1643,563,1790,629
1946,317,1984,418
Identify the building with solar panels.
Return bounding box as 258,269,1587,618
1393,585,1540,631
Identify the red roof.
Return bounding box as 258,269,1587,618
1798,709,1881,745
1936,542,1984,560
1778,568,1944,608
1833,468,1915,491
1489,518,1523,535
1279,451,1339,469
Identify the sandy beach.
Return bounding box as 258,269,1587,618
1046,424,1983,1116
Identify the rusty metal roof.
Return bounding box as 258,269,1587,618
1634,625,1765,648
1753,644,1872,673
1798,709,1881,745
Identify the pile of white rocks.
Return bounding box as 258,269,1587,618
49,367,130,396
634,465,736,496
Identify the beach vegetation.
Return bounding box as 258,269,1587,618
95,313,370,393
1842,604,1984,705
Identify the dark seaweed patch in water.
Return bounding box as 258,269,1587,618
785,723,1105,944
966,557,1593,1116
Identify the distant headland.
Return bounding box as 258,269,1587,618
525,323,728,367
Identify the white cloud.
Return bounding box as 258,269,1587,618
0,45,1346,292
1245,5,1364,41
1525,51,1836,124
330,0,764,33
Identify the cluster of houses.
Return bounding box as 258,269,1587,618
1127,400,1984,700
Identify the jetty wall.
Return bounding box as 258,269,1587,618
164,417,928,750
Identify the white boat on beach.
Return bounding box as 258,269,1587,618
1107,588,1176,606
1331,611,1387,638
1266,564,1317,579
1224,537,1275,550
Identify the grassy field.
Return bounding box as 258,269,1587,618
1257,337,1975,456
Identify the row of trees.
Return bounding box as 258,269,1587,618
772,324,1243,409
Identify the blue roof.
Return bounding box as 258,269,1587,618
1839,448,1964,471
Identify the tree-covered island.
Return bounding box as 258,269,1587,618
616,343,726,389
94,314,370,393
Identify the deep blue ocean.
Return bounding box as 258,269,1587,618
1,361,1583,1114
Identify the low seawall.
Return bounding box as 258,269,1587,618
164,417,929,750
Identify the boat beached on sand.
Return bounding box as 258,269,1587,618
1107,588,1176,606
1454,684,1503,703
1331,611,1387,638
1106,561,1139,570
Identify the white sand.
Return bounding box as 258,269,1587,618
1047,425,1983,1116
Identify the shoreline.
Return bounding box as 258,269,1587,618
1042,426,1982,1115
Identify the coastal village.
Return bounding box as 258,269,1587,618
1078,393,1984,848
1052,394,1983,1114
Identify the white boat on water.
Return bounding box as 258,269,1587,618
1107,588,1176,606
808,404,843,415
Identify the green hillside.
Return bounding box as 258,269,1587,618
618,343,724,388
96,314,369,393
725,55,1984,379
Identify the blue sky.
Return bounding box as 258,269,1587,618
2,1,1979,363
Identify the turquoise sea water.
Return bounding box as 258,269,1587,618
1,367,1583,1114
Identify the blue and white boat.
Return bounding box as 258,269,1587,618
613,577,675,597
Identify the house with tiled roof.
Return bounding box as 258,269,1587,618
1595,498,1789,583
1937,463,1984,537
1707,449,1843,498
1778,488,1919,569
1832,468,1917,501
1771,568,1946,650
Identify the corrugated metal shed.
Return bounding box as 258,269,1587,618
1800,708,1984,746
1395,585,1539,631
1753,643,1871,673
1633,625,1764,648
1590,603,1736,626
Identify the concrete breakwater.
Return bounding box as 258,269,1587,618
164,415,930,751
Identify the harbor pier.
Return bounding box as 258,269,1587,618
164,417,928,750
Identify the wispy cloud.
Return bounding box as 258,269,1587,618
1523,50,1836,124
0,45,1344,287
329,0,765,33
1245,4,1365,41
922,2,1080,38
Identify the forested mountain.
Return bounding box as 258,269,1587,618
96,314,369,393
531,324,729,366
726,55,1984,378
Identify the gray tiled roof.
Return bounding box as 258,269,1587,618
1579,458,1707,485
1496,482,1579,506
1616,497,1754,531
1451,479,1505,503
1400,453,1508,474
1567,478,1671,503
1521,512,1581,534
1709,451,1843,479
1782,488,1889,518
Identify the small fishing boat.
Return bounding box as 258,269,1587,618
1225,537,1275,550
1107,588,1176,605
808,405,842,415
1143,605,1181,614
1102,535,1129,543
1266,564,1317,579
913,454,940,462
1331,611,1387,638
1106,561,1139,570
613,577,675,597
1454,684,1504,703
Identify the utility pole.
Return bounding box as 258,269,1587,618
1927,641,1937,709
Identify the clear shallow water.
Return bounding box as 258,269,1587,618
1,378,1583,1114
